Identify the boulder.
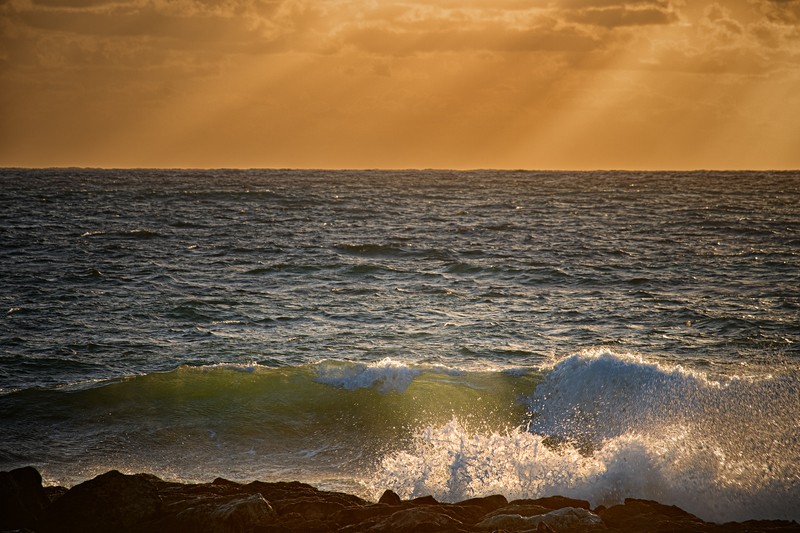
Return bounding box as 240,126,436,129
0,466,50,531
247,480,366,508
274,498,346,521
39,470,161,533
409,495,438,506
44,485,68,503
380,497,506,527
483,503,551,520
377,489,401,505
331,503,397,527
510,495,591,511
476,512,531,530
256,512,334,533
369,507,463,532
596,498,707,532
442,503,496,526
9,467,798,533
718,520,800,532
167,493,277,533
476,507,606,532
457,494,508,513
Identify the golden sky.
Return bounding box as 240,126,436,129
1,0,799,169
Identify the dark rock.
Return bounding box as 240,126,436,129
441,504,493,526
163,492,277,533
149,477,280,532
212,477,244,488
39,470,161,533
717,520,800,532
256,513,333,533
370,507,463,532
475,506,606,531
331,503,397,527
248,480,367,507
414,503,481,525
43,485,68,503
597,498,707,532
165,479,247,499
246,481,321,502
622,498,703,520
438,495,508,526
10,467,798,533
458,494,508,513
483,503,551,520
510,495,591,511
409,494,439,506
274,498,346,521
0,466,50,531
537,522,557,533
378,489,401,506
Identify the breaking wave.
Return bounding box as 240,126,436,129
373,351,800,523
1,352,797,523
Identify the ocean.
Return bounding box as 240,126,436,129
1,169,798,523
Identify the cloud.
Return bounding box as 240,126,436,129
565,6,677,26
0,1,669,65
756,0,800,22
557,0,670,6
1,0,799,169
29,0,116,6
19,10,242,39
341,24,600,56
3,0,797,75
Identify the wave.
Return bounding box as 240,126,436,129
0,359,536,485
80,229,160,239
334,243,457,262
244,264,327,275
335,243,409,258
1,353,797,522
315,358,426,393
375,351,800,523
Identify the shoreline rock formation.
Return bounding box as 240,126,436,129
2,466,799,532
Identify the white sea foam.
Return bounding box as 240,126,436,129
529,349,712,442
314,358,425,393
374,351,800,523
375,418,799,523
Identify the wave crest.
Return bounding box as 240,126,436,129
314,358,432,393
374,415,799,523
373,352,800,523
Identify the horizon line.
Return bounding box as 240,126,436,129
2,166,799,173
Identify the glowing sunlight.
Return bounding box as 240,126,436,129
1,0,798,169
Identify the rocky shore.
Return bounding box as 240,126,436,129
2,466,799,532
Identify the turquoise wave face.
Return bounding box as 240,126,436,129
0,360,540,486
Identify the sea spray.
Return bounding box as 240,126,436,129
1,354,797,522
372,352,800,523
314,358,426,393
0,361,537,486
528,350,720,446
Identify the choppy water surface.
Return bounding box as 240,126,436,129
1,169,798,522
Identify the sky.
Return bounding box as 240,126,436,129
1,0,799,170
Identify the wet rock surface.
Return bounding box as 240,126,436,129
2,467,798,532
0,466,51,531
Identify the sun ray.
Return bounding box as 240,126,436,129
1,0,799,168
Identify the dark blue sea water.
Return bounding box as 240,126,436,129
1,169,798,522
